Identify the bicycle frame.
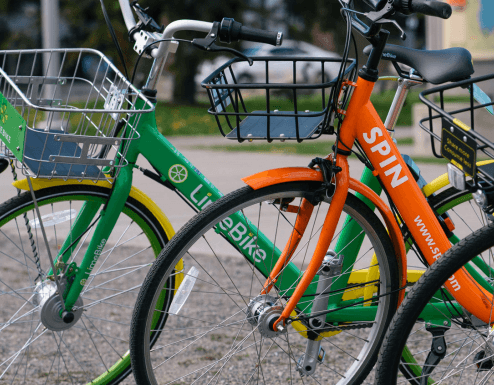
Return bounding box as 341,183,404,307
42,97,307,311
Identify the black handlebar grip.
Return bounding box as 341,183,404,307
219,18,282,46
408,0,452,19
238,26,283,46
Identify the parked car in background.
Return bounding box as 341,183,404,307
196,40,341,89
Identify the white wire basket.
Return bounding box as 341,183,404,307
0,48,155,181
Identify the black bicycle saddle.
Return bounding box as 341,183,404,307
363,44,474,84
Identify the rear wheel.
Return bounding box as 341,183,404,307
130,181,400,385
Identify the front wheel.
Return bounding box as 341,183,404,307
130,181,399,385
0,184,170,384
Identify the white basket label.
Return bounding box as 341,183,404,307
104,85,126,120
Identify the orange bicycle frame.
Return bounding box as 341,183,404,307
247,75,494,330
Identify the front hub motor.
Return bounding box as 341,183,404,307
33,280,83,331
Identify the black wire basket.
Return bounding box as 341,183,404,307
419,73,494,190
201,56,357,142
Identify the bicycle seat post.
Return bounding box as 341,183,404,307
384,74,422,135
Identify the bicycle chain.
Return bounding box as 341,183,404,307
318,322,374,332
10,160,42,282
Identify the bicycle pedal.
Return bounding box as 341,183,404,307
474,350,494,371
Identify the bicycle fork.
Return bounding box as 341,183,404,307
63,165,134,311
32,165,134,328
272,154,350,331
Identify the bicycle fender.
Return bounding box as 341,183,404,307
242,167,407,304
12,178,176,242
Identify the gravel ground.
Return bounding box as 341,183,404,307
1,225,153,385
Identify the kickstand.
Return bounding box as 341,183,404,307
420,325,449,385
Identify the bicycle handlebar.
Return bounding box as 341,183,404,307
219,18,282,46
118,1,282,60
394,0,452,19
359,0,452,19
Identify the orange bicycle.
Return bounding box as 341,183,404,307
129,1,490,384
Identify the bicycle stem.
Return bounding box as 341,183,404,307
145,20,212,90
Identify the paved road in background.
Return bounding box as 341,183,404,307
0,135,447,233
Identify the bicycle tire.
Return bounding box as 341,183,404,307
0,184,170,385
130,181,400,385
375,222,494,385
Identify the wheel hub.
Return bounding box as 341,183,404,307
34,280,84,331
247,295,286,338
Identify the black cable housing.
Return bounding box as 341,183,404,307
100,0,130,81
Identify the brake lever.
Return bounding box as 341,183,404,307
366,1,406,40
131,1,164,33
192,22,254,66
376,19,407,40
366,2,394,22
206,44,254,66
347,1,406,40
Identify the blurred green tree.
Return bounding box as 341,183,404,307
1,1,359,104
284,0,351,51
59,0,135,79
145,0,245,104
0,1,40,50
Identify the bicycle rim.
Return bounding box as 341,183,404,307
0,185,168,384
131,182,399,385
